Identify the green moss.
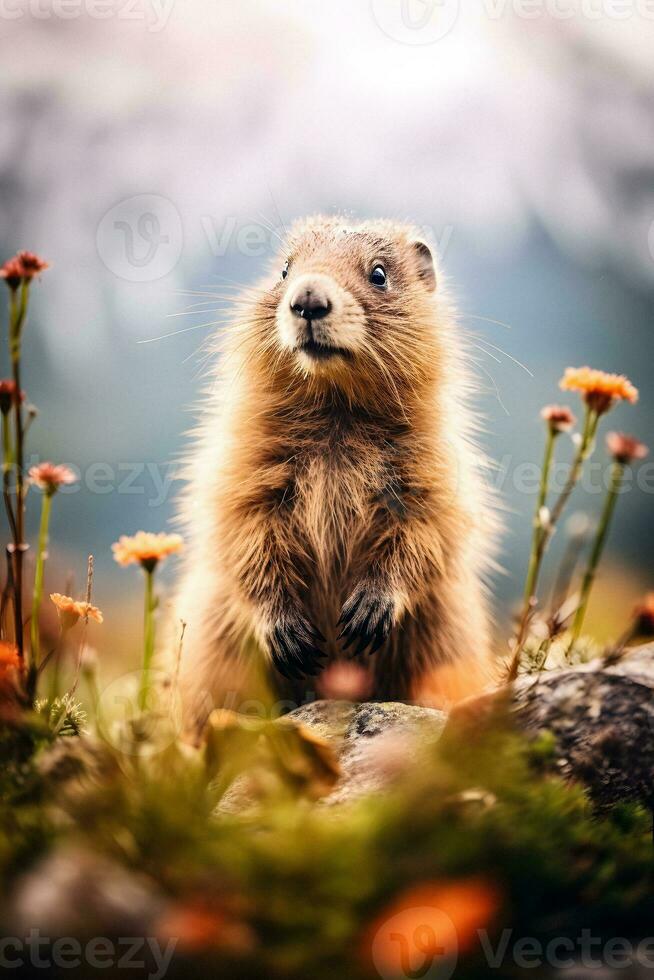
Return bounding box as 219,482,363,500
0,712,651,979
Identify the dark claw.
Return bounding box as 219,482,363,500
368,617,391,656
337,589,365,628
268,610,327,679
341,630,360,653
338,585,394,659
270,628,303,679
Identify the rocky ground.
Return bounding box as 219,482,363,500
280,644,654,811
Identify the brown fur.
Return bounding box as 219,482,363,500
173,216,497,723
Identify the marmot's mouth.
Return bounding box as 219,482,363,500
297,339,351,361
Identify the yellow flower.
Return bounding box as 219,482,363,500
560,367,638,415
112,531,183,571
50,593,103,631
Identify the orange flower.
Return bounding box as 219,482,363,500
633,593,654,637
50,593,103,631
0,641,21,673
156,902,255,955
606,432,649,465
0,641,23,700
560,367,638,415
365,878,501,976
540,404,576,434
112,531,183,571
29,462,77,494
0,251,49,290
0,380,24,415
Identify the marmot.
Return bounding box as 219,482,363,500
174,216,496,722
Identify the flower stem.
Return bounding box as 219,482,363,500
30,491,52,667
523,427,556,604
507,406,598,682
8,281,29,662
567,459,625,651
69,555,94,697
507,428,557,680
549,405,598,529
1,412,17,556
139,567,156,712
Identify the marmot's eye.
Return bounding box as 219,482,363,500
369,264,387,289
281,260,290,280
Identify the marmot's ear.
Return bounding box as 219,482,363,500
411,240,437,292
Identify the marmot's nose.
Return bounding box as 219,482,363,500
290,286,331,321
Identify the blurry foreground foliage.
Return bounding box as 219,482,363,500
0,697,652,980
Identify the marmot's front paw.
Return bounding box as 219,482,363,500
337,582,395,658
267,610,326,680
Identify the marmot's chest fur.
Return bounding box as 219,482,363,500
175,216,495,721
291,420,397,566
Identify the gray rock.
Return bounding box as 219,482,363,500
510,644,654,810
287,700,447,805
218,700,447,811
10,844,165,936
222,644,654,812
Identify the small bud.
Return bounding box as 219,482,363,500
0,251,49,291
0,380,24,415
605,432,649,465
633,593,654,637
540,405,575,434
